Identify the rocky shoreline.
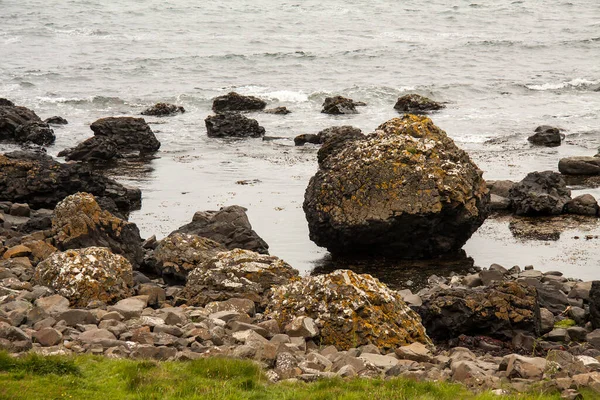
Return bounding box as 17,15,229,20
1,95,600,399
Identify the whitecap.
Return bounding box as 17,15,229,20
525,78,600,91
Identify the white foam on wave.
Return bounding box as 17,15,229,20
526,78,600,91
232,86,309,103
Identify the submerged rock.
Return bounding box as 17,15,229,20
44,116,68,125
173,205,269,254
181,249,298,307
266,269,432,351
212,92,266,113
153,232,226,284
58,136,120,162
141,103,185,117
303,114,489,258
508,171,571,216
205,112,265,138
418,281,540,341
51,193,143,267
90,117,161,154
0,150,141,214
393,94,445,113
33,247,134,307
321,96,358,115
264,107,291,115
528,125,562,147
559,157,600,176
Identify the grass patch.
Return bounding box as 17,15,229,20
554,319,576,328
0,351,592,400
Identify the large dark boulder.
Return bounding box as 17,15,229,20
14,121,55,145
0,150,141,214
566,194,599,216
508,171,571,216
303,115,489,258
394,94,445,113
205,113,265,138
90,117,160,154
418,281,540,341
558,156,600,175
590,281,600,330
212,92,266,113
58,136,120,162
173,205,269,254
528,125,562,147
317,127,365,165
0,102,53,144
0,99,15,107
321,96,358,115
141,103,185,117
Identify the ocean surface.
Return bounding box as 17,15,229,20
1,0,600,283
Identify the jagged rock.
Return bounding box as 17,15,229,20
90,117,160,154
58,136,120,162
566,194,599,216
153,232,225,283
393,94,445,113
559,157,600,175
50,193,143,267
303,115,489,258
509,171,571,215
0,150,141,214
181,249,298,307
321,96,358,115
418,281,540,340
33,247,134,307
528,126,562,147
264,107,290,115
0,98,15,107
212,92,266,113
44,116,68,125
205,112,265,138
0,102,43,142
317,127,365,165
141,103,185,117
14,121,55,145
266,269,432,351
173,205,269,254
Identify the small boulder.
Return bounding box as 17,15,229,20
14,121,55,145
321,96,358,115
205,113,265,138
212,92,266,113
393,94,445,113
264,107,291,115
508,171,571,215
44,116,68,125
559,156,600,176
90,116,160,154
33,247,134,307
0,103,43,141
58,136,120,162
566,194,599,216
528,126,562,147
500,354,547,379
32,327,62,346
141,103,185,117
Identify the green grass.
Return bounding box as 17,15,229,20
0,351,593,400
553,319,576,328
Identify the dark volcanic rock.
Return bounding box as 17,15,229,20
294,134,321,146
58,136,120,162
508,171,571,216
294,126,362,147
303,115,489,258
174,205,269,254
589,281,600,330
0,150,141,214
393,94,445,113
317,127,365,165
212,92,266,113
321,96,358,115
141,103,185,117
528,126,562,147
14,121,55,145
0,99,15,107
264,107,291,115
559,156,600,176
44,116,68,125
0,103,44,142
90,117,160,154
418,281,540,341
566,194,599,216
205,113,265,138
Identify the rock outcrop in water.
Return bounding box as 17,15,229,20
58,136,120,162
321,96,359,115
559,156,600,175
393,94,445,113
212,92,266,113
508,171,571,216
205,112,265,138
294,125,362,147
141,103,185,117
0,150,141,214
528,125,562,147
173,205,269,254
90,117,161,154
303,114,489,258
0,101,55,145
266,269,432,351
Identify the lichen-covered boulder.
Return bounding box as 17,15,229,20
173,205,269,254
508,171,571,215
266,269,432,351
317,127,365,165
90,117,160,154
181,249,299,307
33,247,133,307
321,96,358,115
141,103,185,117
205,112,265,138
0,150,141,214
212,92,266,113
153,232,226,284
58,136,120,162
417,281,540,341
51,193,143,267
393,94,445,113
303,114,489,258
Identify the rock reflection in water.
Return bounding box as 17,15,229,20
311,251,477,292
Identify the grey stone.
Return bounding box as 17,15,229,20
32,328,62,346
547,328,570,342
395,342,434,363
78,329,117,343
34,295,70,315
358,353,399,369
480,269,504,286
57,310,97,326
108,297,147,320
569,282,592,301
284,316,319,338
501,354,547,379
540,308,555,334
